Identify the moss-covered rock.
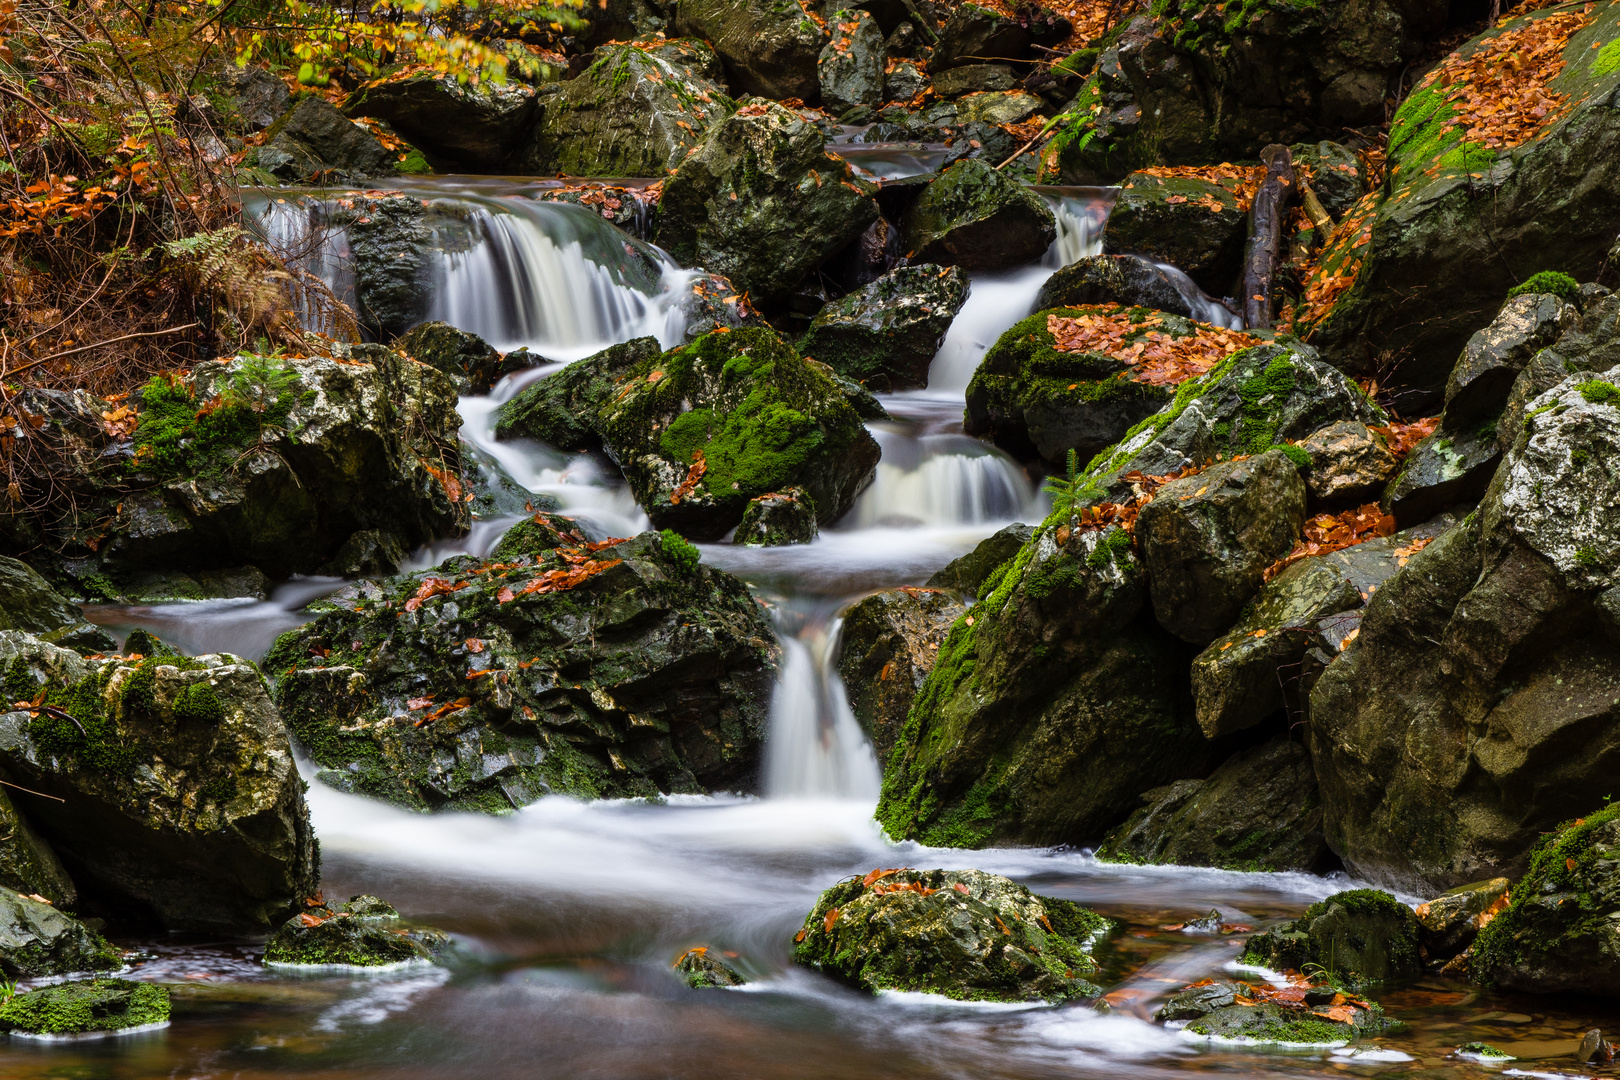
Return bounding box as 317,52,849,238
0,978,169,1038
925,523,1034,596
798,264,967,392
1499,291,1620,453
0,632,316,933
674,946,746,987
264,894,449,967
1180,998,1389,1045
1096,736,1332,873
523,40,733,178
1137,449,1306,645
656,100,879,305
270,524,778,811
898,158,1055,272
836,587,966,768
344,72,538,170
670,0,826,100
792,868,1110,1002
734,487,818,545
1241,889,1421,985
494,337,662,451
875,523,1210,848
394,321,514,396
594,328,880,540
1470,806,1620,995
1308,366,1620,893
0,891,119,977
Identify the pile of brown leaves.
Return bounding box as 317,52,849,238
671,450,707,504
1263,503,1396,582
1044,0,1133,46
1135,163,1265,211
535,182,655,226
1371,416,1440,458
1052,465,1212,547
1046,307,1258,387
1294,190,1380,330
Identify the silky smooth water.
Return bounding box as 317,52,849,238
54,177,1619,1079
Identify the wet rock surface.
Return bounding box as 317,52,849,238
898,158,1055,272
799,264,967,393
734,488,819,546
671,0,826,100
344,73,538,169
264,894,450,967
837,587,965,768
0,890,119,977
1242,889,1421,985
793,868,1110,1002
254,96,397,183
1100,173,1248,296
675,946,746,988
0,978,170,1037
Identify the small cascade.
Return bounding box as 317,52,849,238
846,429,1037,529
762,609,881,801
1040,187,1117,270
1150,259,1245,330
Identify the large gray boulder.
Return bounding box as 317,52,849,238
0,632,318,932
799,264,967,392
0,891,119,977
344,73,539,169
1444,292,1576,427
671,0,827,99
837,587,966,768
899,158,1055,272
269,520,779,810
656,100,880,305
819,9,885,112
1307,365,1620,894
255,96,397,182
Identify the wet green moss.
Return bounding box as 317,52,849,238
1578,379,1620,405
174,682,225,724
658,529,701,575
1508,270,1580,302
1593,37,1620,77
130,357,303,482
0,979,169,1035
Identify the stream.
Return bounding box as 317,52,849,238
25,174,1617,1080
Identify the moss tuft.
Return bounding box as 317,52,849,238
1508,270,1580,302
1578,379,1620,405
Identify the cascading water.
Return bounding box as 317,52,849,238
762,611,881,800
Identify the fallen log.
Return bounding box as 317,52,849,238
1240,144,1298,330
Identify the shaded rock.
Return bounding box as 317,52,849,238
1380,420,1501,528
1100,172,1248,296
0,786,77,906
820,9,885,112
792,868,1109,1002
1444,292,1575,428
494,337,662,451
929,2,1070,72
394,321,510,395
954,90,1045,126
1290,141,1370,219
964,305,1210,468
1035,254,1213,321
269,525,779,811
1309,370,1620,893
899,158,1055,271
344,73,538,169
1500,291,1620,453
1242,889,1420,984
1096,736,1331,873
103,349,467,579
798,264,968,392
685,271,774,340
1416,877,1509,962
1156,979,1239,1020
0,632,317,932
932,64,1016,97
1137,449,1307,645
735,488,819,546
837,587,966,767
0,978,168,1037
317,529,405,578
926,523,1034,594
593,329,880,540
875,522,1210,848
523,40,732,177
0,891,118,977
671,0,826,100
675,946,746,987
1295,421,1396,503
264,894,449,967
1577,1030,1617,1064
0,556,87,636
656,100,880,305
884,58,930,102
217,65,290,132
1471,805,1620,996
256,96,395,182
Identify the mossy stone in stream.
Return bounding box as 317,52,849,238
792,868,1111,1002
1240,889,1420,985
674,946,746,988
1184,1000,1385,1045
0,979,170,1037
734,488,818,546
264,894,449,967
0,890,120,977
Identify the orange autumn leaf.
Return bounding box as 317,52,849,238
671,450,707,505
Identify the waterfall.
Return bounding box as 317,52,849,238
762,612,881,800
1151,260,1245,330
846,430,1037,529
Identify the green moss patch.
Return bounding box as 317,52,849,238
1508,270,1580,302
130,356,305,481
0,979,169,1036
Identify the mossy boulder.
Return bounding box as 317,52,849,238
1035,255,1225,322
734,487,818,545
394,321,513,396
675,946,746,988
792,868,1110,1002
269,523,778,811
898,158,1055,272
344,73,539,169
1301,6,1620,402
1241,889,1421,985
0,556,112,656
820,9,885,112
1137,449,1307,645
925,523,1034,596
1471,806,1620,995
656,100,880,305
1308,366,1620,893
0,978,169,1038
103,349,466,580
671,0,826,99
255,96,397,183
0,632,317,933
836,587,966,768
1096,736,1332,873
494,337,662,451
264,894,449,967
966,305,1218,469
593,328,881,540
0,891,120,977
798,264,968,392
1179,998,1389,1045
523,40,733,178
874,523,1211,848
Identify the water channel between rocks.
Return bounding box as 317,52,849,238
30,174,1616,1080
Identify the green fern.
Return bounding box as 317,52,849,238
1043,448,1083,521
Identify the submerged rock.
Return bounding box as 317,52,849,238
0,891,120,977
264,895,449,967
344,73,538,169
656,100,879,305
799,264,968,392
0,632,318,932
734,488,819,546
793,868,1110,1002
899,158,1055,272
0,978,169,1038
270,522,778,811
1241,889,1421,985
837,587,966,767
674,946,746,988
